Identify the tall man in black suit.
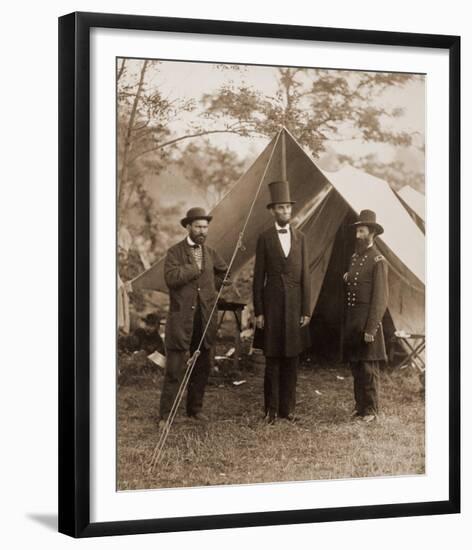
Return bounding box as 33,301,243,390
253,181,311,424
158,207,229,426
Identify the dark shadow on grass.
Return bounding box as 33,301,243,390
26,513,57,531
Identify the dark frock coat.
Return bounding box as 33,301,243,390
164,239,227,351
253,225,311,358
343,244,389,362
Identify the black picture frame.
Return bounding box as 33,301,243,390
58,11,461,538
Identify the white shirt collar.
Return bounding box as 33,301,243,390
187,235,198,247
275,222,290,231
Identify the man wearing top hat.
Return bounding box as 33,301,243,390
157,207,229,426
253,180,311,424
343,209,389,423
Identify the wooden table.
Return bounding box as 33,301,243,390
217,300,246,370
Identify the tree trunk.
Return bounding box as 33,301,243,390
118,59,149,220
117,58,126,83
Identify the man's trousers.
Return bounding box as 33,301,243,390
159,310,211,419
350,360,380,416
264,356,298,418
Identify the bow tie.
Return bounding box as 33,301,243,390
277,229,288,234
191,244,201,249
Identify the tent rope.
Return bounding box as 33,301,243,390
147,131,283,472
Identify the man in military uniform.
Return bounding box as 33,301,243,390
343,209,389,423
253,180,311,424
157,207,229,426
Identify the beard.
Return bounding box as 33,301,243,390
355,238,370,254
190,232,206,244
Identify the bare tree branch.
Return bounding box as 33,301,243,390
119,59,149,211
128,128,251,165
117,58,126,82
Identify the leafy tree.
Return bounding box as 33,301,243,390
176,141,246,208
117,59,252,222
203,67,418,158
117,59,181,220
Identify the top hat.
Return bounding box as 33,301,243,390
180,207,213,228
266,180,296,209
351,209,384,235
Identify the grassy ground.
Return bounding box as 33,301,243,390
117,354,425,491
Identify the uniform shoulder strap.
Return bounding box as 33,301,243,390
374,254,385,263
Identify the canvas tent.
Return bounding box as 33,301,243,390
133,128,425,361
398,185,425,221
396,185,425,233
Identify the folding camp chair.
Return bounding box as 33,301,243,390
393,331,425,372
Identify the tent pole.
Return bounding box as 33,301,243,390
281,129,287,181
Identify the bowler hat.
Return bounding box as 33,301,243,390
266,180,296,209
351,209,384,235
180,207,213,228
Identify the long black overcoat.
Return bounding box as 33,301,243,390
253,225,311,358
164,239,227,351
343,244,389,362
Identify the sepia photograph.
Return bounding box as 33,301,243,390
116,57,426,491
